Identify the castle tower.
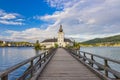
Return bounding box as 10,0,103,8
57,25,64,47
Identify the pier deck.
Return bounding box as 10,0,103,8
38,48,101,80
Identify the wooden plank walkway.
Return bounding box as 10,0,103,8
38,48,101,80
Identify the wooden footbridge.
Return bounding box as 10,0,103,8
0,48,120,80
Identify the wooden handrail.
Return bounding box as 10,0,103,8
80,51,120,64
0,52,45,77
0,48,57,80
66,49,120,80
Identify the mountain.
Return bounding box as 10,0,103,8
82,35,120,44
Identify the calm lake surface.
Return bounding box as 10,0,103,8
0,47,120,79
0,47,38,72
81,46,120,77
0,47,41,80
80,47,120,60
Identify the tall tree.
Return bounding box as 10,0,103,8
34,40,41,50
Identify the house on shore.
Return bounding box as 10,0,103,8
40,25,73,48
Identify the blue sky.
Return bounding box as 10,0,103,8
0,0,56,30
0,0,120,42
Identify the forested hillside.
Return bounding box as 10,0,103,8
82,35,120,44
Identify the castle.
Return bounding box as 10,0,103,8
40,25,73,48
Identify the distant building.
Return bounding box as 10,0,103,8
40,25,73,48
1,41,33,47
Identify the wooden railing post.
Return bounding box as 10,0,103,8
78,51,80,58
46,50,49,58
91,55,94,67
44,52,46,62
30,60,33,77
104,59,108,77
1,75,8,80
83,52,86,61
84,52,85,57
39,55,41,67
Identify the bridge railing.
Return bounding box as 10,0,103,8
66,49,120,80
0,48,56,80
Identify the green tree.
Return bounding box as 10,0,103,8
73,40,80,50
34,40,41,50
54,43,58,48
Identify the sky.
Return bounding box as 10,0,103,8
0,0,120,42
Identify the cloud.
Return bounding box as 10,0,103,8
86,19,96,24
0,10,24,25
4,26,58,42
39,0,120,41
45,0,84,9
0,13,17,20
0,20,23,25
2,0,120,42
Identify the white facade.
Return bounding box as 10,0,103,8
40,25,73,48
57,32,64,47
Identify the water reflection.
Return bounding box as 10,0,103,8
0,47,36,72
2,48,5,57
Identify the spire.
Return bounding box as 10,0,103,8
59,25,63,32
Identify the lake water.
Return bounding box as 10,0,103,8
80,47,120,60
0,47,39,71
0,47,41,80
0,47,120,79
80,47,120,78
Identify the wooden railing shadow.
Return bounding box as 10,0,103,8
0,48,57,80
65,48,120,80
